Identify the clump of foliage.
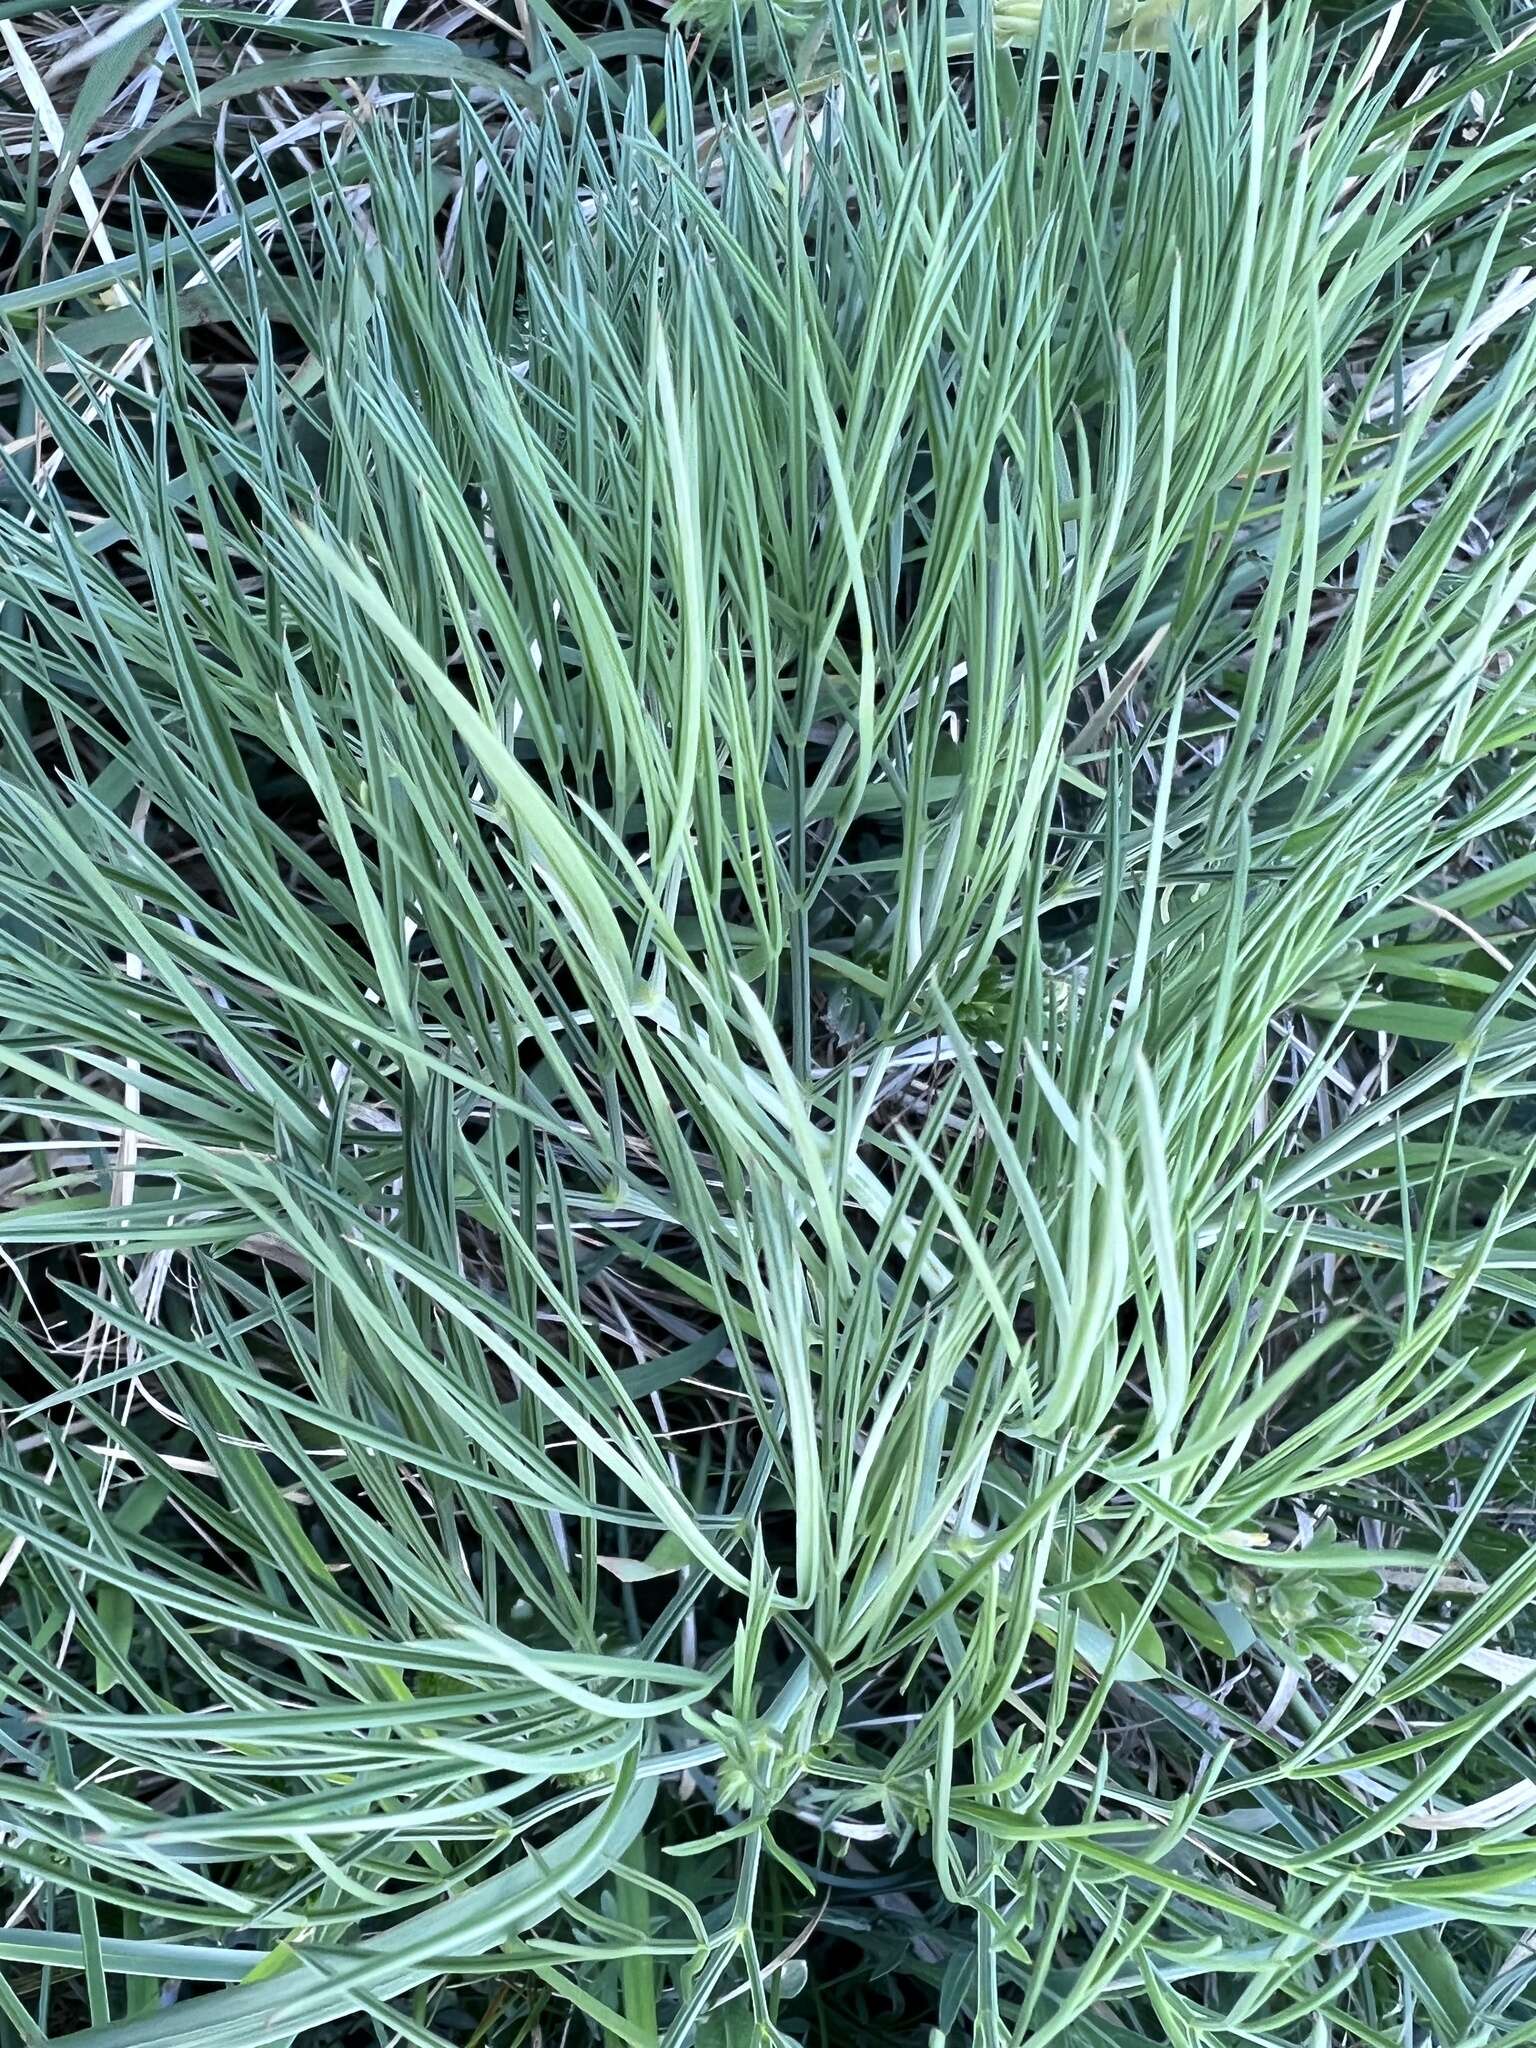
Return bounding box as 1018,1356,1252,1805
3,3,1536,2045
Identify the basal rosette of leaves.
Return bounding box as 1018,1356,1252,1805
2,3,1536,2045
